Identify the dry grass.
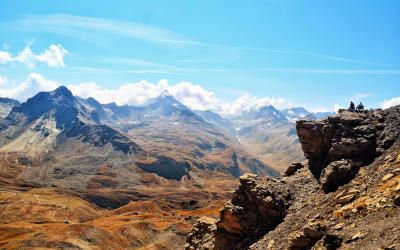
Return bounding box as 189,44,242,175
0,168,237,249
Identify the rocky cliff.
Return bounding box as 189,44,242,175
186,106,400,249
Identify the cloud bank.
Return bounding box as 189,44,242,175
381,97,400,109
0,73,292,115
0,73,59,100
68,79,221,111
3,73,391,115
221,94,287,115
0,43,67,68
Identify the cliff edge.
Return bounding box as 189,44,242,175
186,106,400,249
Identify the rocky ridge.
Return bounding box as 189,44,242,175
186,105,400,249
0,97,19,119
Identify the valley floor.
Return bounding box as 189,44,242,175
0,185,234,250
0,152,238,250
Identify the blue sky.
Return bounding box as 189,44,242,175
0,0,399,113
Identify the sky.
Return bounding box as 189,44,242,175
0,0,399,114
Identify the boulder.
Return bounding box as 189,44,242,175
185,217,217,250
216,174,291,249
284,161,304,176
320,160,360,192
394,195,400,206
288,222,326,249
296,108,399,188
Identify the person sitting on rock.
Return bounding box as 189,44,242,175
356,102,365,112
348,101,355,112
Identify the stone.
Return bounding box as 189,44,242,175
394,195,400,206
327,114,341,123
393,182,400,192
320,160,360,192
336,194,356,205
210,174,291,249
339,112,365,126
296,119,333,177
217,203,244,234
185,217,217,250
382,173,394,182
288,223,326,249
376,147,386,156
332,223,344,230
351,231,367,241
284,161,304,176
267,239,275,248
296,107,400,186
384,154,395,162
288,232,312,249
303,226,322,239
313,234,343,250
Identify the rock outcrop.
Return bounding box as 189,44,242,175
186,106,400,249
284,161,305,176
297,107,400,191
186,174,292,249
185,217,218,250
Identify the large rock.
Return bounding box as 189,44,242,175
297,107,400,191
185,217,217,250
320,160,360,192
186,174,292,249
288,222,326,250
284,161,305,176
214,174,291,249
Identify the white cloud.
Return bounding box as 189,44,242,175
14,14,191,46
0,43,67,68
0,51,13,64
0,73,59,100
68,79,219,111
69,80,288,113
35,44,68,67
68,80,166,105
0,74,293,115
221,94,287,116
381,97,400,109
168,81,219,110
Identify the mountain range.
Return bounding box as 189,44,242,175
0,87,337,208
1,87,302,208
0,87,334,177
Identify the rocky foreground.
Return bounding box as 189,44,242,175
186,106,400,249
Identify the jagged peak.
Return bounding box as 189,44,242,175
159,89,172,98
50,86,74,99
85,96,103,106
258,105,277,111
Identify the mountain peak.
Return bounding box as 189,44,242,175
51,86,74,99
258,105,275,111
159,90,172,98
